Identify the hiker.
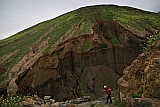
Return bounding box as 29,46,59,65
103,85,112,104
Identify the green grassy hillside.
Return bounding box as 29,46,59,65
0,5,160,83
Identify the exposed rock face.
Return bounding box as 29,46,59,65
118,40,160,107
0,67,6,76
6,21,148,101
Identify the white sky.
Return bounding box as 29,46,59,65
0,0,160,40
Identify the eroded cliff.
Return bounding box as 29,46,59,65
4,20,150,101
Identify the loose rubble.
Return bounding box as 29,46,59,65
19,94,118,107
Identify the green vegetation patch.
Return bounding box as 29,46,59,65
108,30,120,46
0,95,24,107
83,41,91,51
131,93,142,98
142,32,160,51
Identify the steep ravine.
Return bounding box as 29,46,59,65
10,20,150,101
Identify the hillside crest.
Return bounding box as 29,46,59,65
0,5,160,105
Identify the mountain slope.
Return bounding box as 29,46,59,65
0,5,160,100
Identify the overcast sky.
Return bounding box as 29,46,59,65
0,0,160,40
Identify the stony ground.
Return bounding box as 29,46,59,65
19,96,116,107
18,89,121,107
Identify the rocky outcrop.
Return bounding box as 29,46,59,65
5,20,148,101
6,27,52,96
118,40,160,107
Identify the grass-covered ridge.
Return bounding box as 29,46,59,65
0,5,160,83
